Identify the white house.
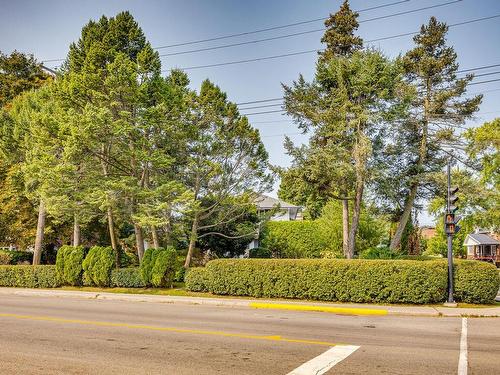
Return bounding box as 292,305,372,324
247,195,302,251
463,229,500,266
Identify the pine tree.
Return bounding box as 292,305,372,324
389,17,482,250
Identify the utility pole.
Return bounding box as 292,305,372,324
444,159,460,305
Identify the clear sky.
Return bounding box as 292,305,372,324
1,0,499,225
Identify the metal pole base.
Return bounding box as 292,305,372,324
443,302,458,308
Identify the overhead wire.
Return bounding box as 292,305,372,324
158,1,462,57
153,0,412,49
167,13,500,71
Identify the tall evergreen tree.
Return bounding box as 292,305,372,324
389,17,482,250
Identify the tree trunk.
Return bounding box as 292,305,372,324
347,182,364,259
342,198,350,258
73,214,81,247
134,223,145,262
33,200,46,265
106,206,120,266
164,207,172,245
184,215,199,269
390,183,418,251
151,226,160,249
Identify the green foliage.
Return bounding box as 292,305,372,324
111,267,145,288
140,247,179,287
140,248,162,285
359,246,396,259
151,247,177,287
184,267,210,292
249,247,272,258
0,251,11,265
454,261,500,304
0,250,33,264
188,259,499,304
55,245,86,285
0,265,59,288
82,246,116,287
261,201,383,258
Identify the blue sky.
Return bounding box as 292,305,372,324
1,0,499,225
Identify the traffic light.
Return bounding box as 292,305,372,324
445,186,460,235
448,186,459,213
444,213,461,235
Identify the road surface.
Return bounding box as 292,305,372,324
0,294,498,374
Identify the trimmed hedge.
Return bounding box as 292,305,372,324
82,246,116,287
454,260,500,304
0,265,60,288
56,245,86,286
140,247,179,287
185,267,211,292
111,268,145,288
187,259,500,304
0,250,33,265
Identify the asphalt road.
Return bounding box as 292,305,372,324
0,295,498,375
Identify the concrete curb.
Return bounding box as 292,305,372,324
0,288,498,317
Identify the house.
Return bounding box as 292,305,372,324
463,229,500,266
247,195,302,251
254,194,303,221
420,226,437,240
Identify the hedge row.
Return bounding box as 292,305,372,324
0,265,60,288
0,250,33,265
185,259,500,304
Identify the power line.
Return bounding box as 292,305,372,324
158,1,461,57
153,0,412,50
468,77,500,86
168,13,500,71
238,103,283,110
235,62,500,109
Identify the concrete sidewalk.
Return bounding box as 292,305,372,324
0,287,498,317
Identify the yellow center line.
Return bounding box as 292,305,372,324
0,313,340,347
249,302,388,316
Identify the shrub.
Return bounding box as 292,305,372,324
140,248,162,285
185,267,211,292
188,259,448,303
249,247,271,258
188,259,500,304
0,251,11,265
56,246,86,286
151,247,178,287
140,247,179,287
111,268,145,288
0,265,60,288
0,250,33,265
82,246,116,287
454,260,500,304
174,256,187,282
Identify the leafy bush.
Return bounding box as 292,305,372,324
151,247,178,287
82,246,116,287
55,245,86,286
140,248,162,285
140,247,179,287
188,259,500,304
0,250,33,265
111,268,145,288
359,246,396,259
454,260,500,304
249,247,271,258
174,256,187,282
0,251,11,265
0,265,60,288
185,267,210,292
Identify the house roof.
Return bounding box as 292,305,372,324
463,233,500,246
254,194,300,209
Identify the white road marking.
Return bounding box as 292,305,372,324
458,317,468,375
287,345,360,375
